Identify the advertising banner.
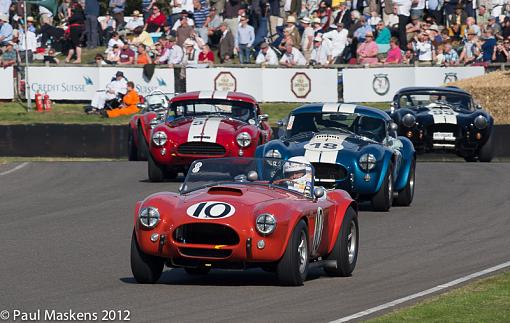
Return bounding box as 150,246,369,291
0,67,14,99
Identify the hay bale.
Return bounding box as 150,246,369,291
447,71,510,124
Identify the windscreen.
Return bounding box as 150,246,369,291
169,100,257,123
398,93,473,111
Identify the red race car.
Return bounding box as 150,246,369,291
147,91,273,182
130,157,359,286
127,91,175,161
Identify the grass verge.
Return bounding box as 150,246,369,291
369,270,510,323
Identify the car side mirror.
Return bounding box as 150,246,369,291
277,119,285,127
259,114,269,122
313,186,325,199
390,122,398,132
476,104,482,110
178,184,187,193
247,170,258,181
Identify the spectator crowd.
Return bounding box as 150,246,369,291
2,0,510,67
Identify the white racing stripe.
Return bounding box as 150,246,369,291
201,118,221,143
429,108,458,124
198,91,213,99
213,91,229,99
0,162,29,176
338,103,357,114
304,134,347,164
322,103,340,112
444,113,457,124
304,149,322,163
331,260,510,323
187,118,207,142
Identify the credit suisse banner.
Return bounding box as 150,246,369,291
342,66,484,102
27,66,175,100
185,68,338,102
0,67,15,99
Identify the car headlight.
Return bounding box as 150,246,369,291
236,132,251,147
139,207,160,229
265,149,282,159
474,115,488,130
359,153,377,171
402,113,416,128
152,131,167,146
256,213,277,235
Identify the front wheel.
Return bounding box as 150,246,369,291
478,130,494,162
324,207,358,277
393,160,415,206
371,164,393,212
130,232,164,283
148,154,165,182
276,220,309,286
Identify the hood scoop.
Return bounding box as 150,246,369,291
208,186,243,196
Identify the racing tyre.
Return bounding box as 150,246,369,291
127,127,138,161
137,124,148,161
464,155,477,162
393,160,415,206
148,154,165,182
185,267,211,275
130,232,164,283
478,130,494,162
277,220,309,286
324,207,358,277
371,164,393,212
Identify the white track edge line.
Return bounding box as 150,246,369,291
331,260,510,323
0,162,29,176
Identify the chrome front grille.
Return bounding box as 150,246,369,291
177,142,226,156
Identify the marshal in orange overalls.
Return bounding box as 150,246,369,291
106,89,141,118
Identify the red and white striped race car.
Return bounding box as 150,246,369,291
147,91,273,182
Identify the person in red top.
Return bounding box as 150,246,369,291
198,45,214,63
145,5,166,32
383,37,403,64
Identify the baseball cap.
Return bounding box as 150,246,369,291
116,71,124,77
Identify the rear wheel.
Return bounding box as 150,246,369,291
184,267,211,275
371,164,393,212
276,220,309,286
478,130,494,162
148,154,165,182
137,124,148,161
394,160,415,206
324,207,358,277
127,127,138,161
464,155,477,162
130,232,164,283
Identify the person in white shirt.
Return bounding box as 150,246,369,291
323,23,349,61
300,17,315,62
394,0,412,50
90,71,128,111
181,38,199,65
107,32,124,53
413,32,435,62
157,36,184,65
279,43,307,66
310,35,333,65
125,10,144,31
255,42,279,65
171,14,194,31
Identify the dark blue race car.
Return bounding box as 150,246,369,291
256,103,416,211
389,87,494,162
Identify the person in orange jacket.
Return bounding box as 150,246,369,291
105,81,141,118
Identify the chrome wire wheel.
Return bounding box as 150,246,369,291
347,220,357,264
297,231,308,274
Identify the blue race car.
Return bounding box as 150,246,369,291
256,103,416,211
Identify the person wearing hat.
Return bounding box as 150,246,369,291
235,15,255,63
427,24,443,46
323,22,348,61
487,16,502,34
357,31,379,64
481,28,497,62
0,42,16,67
105,81,141,118
218,22,235,63
311,17,322,33
182,38,199,65
310,34,333,65
459,29,481,64
88,71,128,113
284,15,301,50
26,16,37,33
155,36,183,65
0,14,13,47
301,17,314,61
255,42,278,65
125,10,144,31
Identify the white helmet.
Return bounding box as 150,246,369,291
284,156,309,173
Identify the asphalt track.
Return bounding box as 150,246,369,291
0,161,509,323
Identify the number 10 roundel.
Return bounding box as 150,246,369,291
186,201,236,219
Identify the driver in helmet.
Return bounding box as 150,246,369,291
231,106,252,122
274,156,312,194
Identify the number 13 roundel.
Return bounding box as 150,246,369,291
186,201,236,219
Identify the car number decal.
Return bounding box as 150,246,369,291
187,117,221,143
186,201,236,219
312,207,324,254
304,134,346,164
428,108,458,124
191,162,202,173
